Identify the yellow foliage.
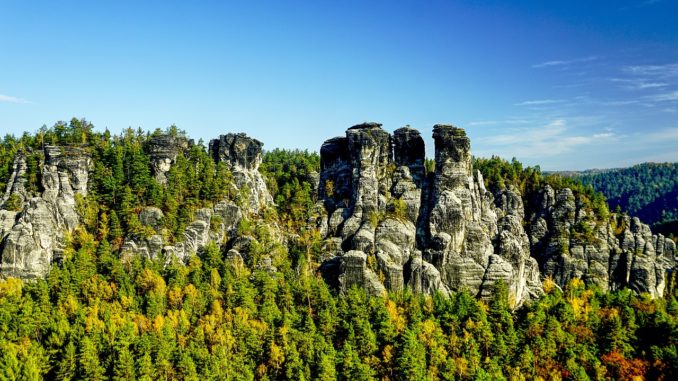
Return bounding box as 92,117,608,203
210,268,222,289
0,277,23,298
184,284,199,301
153,315,165,333
120,295,134,309
268,341,285,370
385,299,406,333
382,344,394,365
60,294,79,317
210,300,224,323
543,276,557,294
168,287,183,308
137,268,166,295
85,305,105,333
167,309,189,331
423,295,434,315
566,278,585,296
133,313,151,333
422,319,437,338
256,364,268,379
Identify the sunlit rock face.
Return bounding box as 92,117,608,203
146,133,189,185
317,123,676,305
526,187,676,299
209,133,273,214
317,123,541,306
0,146,91,279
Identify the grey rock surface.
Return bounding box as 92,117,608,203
318,123,675,305
0,146,91,278
209,133,273,213
146,133,189,185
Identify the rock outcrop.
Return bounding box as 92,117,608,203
121,132,275,265
1,124,674,305
209,133,273,214
0,146,91,278
317,123,675,306
527,186,676,298
146,133,189,185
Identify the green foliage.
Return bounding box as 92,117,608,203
261,148,320,229
0,122,676,380
574,163,678,236
2,193,22,211
475,155,612,241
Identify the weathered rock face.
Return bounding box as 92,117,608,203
527,187,676,298
0,153,28,207
122,206,221,263
209,133,273,213
0,146,91,279
318,124,542,306
146,134,189,185
318,123,675,305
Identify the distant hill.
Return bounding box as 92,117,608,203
555,163,678,237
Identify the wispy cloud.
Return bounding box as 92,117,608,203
474,119,616,159
645,90,678,102
609,77,668,90
597,99,640,106
0,94,31,104
532,56,598,69
514,99,564,106
623,63,678,78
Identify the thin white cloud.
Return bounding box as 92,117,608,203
0,94,31,104
531,56,598,69
645,91,678,102
474,119,616,159
609,78,668,90
623,63,678,79
514,99,564,106
597,99,640,106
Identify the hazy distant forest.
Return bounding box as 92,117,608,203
0,120,676,380
573,164,678,238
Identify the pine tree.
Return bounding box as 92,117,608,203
78,337,105,381
396,328,427,381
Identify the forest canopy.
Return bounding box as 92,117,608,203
0,120,676,380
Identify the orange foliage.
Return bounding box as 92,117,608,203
601,351,648,380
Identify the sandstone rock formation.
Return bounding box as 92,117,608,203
317,123,676,306
527,186,676,298
209,133,273,214
146,133,189,185
121,132,275,265
1,124,674,306
0,146,91,278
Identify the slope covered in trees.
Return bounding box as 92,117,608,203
0,120,676,380
566,163,678,237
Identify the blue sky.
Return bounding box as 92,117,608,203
1,0,678,170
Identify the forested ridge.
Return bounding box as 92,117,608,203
0,120,676,380
562,163,678,238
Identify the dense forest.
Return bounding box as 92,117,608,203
0,120,676,380
564,163,678,238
